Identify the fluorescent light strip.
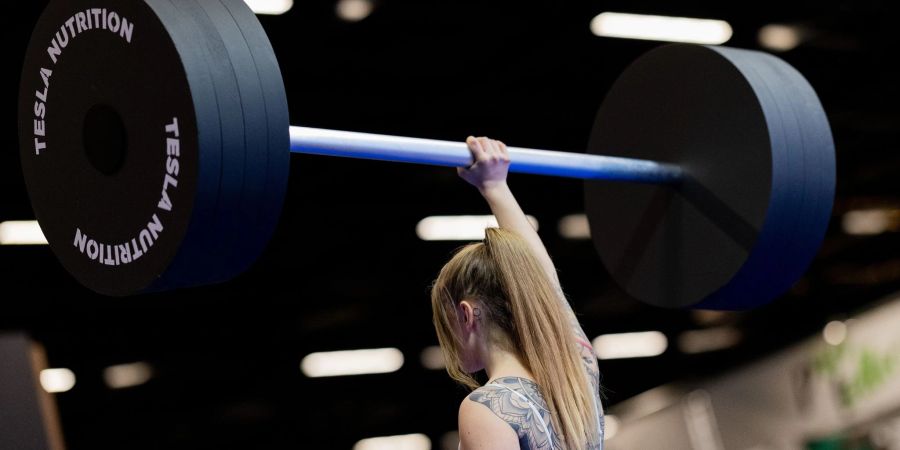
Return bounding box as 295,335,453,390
243,0,293,15
336,0,375,22
40,368,76,393
353,433,431,450
558,214,590,239
301,347,404,377
590,12,733,45
440,431,459,450
592,331,668,360
758,24,803,52
420,345,445,370
416,215,539,241
842,208,900,235
677,327,742,354
822,320,847,346
103,362,154,389
0,221,48,245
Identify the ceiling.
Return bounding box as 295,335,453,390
2,0,899,448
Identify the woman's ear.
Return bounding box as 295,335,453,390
457,300,477,331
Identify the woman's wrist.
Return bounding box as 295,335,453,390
478,181,511,200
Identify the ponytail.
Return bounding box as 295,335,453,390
431,228,600,449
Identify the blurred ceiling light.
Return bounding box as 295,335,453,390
40,368,76,393
243,0,293,15
823,320,848,346
590,12,733,45
558,214,590,239
689,309,737,326
336,0,374,22
604,414,620,440
0,220,48,245
758,24,803,52
103,361,154,389
353,433,431,450
440,431,459,450
301,347,404,377
420,345,445,370
842,208,900,235
416,215,539,241
677,327,742,354
592,331,668,360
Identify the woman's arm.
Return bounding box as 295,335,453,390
458,396,519,450
461,137,600,375
460,136,561,289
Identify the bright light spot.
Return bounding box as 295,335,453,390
690,309,736,326
590,12,733,45
40,368,76,393
592,331,668,360
301,348,404,377
823,320,847,346
440,431,459,450
420,346,445,370
103,362,153,389
336,0,374,22
416,215,539,241
243,0,293,15
558,214,590,239
353,433,431,450
604,414,620,440
758,24,802,52
677,327,742,354
0,221,48,245
842,209,900,235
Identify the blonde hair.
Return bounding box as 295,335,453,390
431,228,599,449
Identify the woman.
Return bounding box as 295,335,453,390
431,136,605,450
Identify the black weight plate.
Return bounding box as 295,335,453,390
18,0,218,295
697,46,835,309
584,44,835,310
194,0,273,278
163,0,248,286
219,0,290,263
704,47,809,309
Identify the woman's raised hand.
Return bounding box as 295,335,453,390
458,136,510,192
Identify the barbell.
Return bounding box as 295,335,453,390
17,0,835,309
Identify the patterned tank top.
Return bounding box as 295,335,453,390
466,376,604,449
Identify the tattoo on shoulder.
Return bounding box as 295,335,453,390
467,384,556,450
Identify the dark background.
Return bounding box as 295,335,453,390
2,0,899,448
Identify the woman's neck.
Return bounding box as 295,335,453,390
482,344,534,382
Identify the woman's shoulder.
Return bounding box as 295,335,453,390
458,390,520,449
463,377,557,450
465,377,551,429
469,377,548,408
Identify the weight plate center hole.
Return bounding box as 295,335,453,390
83,104,128,176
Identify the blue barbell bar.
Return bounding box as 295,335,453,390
289,126,684,185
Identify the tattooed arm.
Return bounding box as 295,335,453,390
460,137,601,383
459,394,520,450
